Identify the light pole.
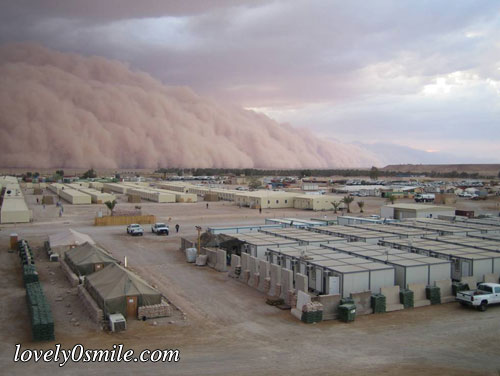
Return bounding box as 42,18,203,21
195,226,202,255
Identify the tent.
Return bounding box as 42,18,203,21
65,242,118,276
49,229,95,253
84,263,162,317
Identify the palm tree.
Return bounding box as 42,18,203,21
357,201,365,213
331,201,341,214
341,195,354,213
387,195,397,204
104,200,117,215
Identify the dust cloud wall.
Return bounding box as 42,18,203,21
0,44,378,169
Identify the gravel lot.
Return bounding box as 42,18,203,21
0,190,499,375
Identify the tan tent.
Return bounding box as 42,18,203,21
84,263,161,318
49,229,95,253
65,242,117,276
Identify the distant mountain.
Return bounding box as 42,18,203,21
381,163,500,176
356,142,487,166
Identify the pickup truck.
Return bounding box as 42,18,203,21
414,193,435,203
126,224,144,236
151,223,169,235
456,283,500,311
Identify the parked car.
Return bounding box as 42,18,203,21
151,223,169,235
126,224,144,236
456,283,500,311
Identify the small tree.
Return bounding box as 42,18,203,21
342,195,354,213
248,177,262,190
104,200,117,215
370,166,379,180
82,168,97,179
357,200,365,213
331,201,341,214
55,170,64,177
387,195,397,204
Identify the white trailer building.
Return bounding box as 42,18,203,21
266,245,395,297
381,203,455,220
321,242,451,288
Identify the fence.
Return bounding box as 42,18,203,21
94,215,156,226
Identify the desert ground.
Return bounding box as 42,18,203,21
1,190,500,375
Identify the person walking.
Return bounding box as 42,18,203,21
59,208,63,217
259,207,262,214
175,224,180,233
206,203,209,209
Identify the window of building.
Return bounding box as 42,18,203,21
285,200,288,204
276,200,279,204
267,200,270,204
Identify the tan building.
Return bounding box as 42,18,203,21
234,191,295,209
293,194,343,211
0,176,32,223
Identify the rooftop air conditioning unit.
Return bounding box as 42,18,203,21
109,313,127,332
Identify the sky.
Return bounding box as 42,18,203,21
1,0,499,165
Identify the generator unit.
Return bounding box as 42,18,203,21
108,313,127,332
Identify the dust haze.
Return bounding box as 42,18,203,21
0,44,378,169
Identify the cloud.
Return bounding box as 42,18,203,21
0,43,378,169
0,1,499,163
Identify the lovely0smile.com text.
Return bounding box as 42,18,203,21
13,344,180,367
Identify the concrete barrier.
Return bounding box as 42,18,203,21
434,279,455,303
381,286,404,312
202,247,217,268
247,256,258,287
460,276,478,290
280,268,294,305
257,260,270,293
215,249,227,272
291,290,312,320
240,253,250,283
483,273,500,283
228,254,240,278
295,273,308,294
408,283,431,308
350,291,373,315
268,264,281,297
316,294,341,320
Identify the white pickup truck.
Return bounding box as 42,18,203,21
456,283,500,311
126,224,144,236
151,223,169,235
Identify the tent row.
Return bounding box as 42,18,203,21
50,229,162,318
